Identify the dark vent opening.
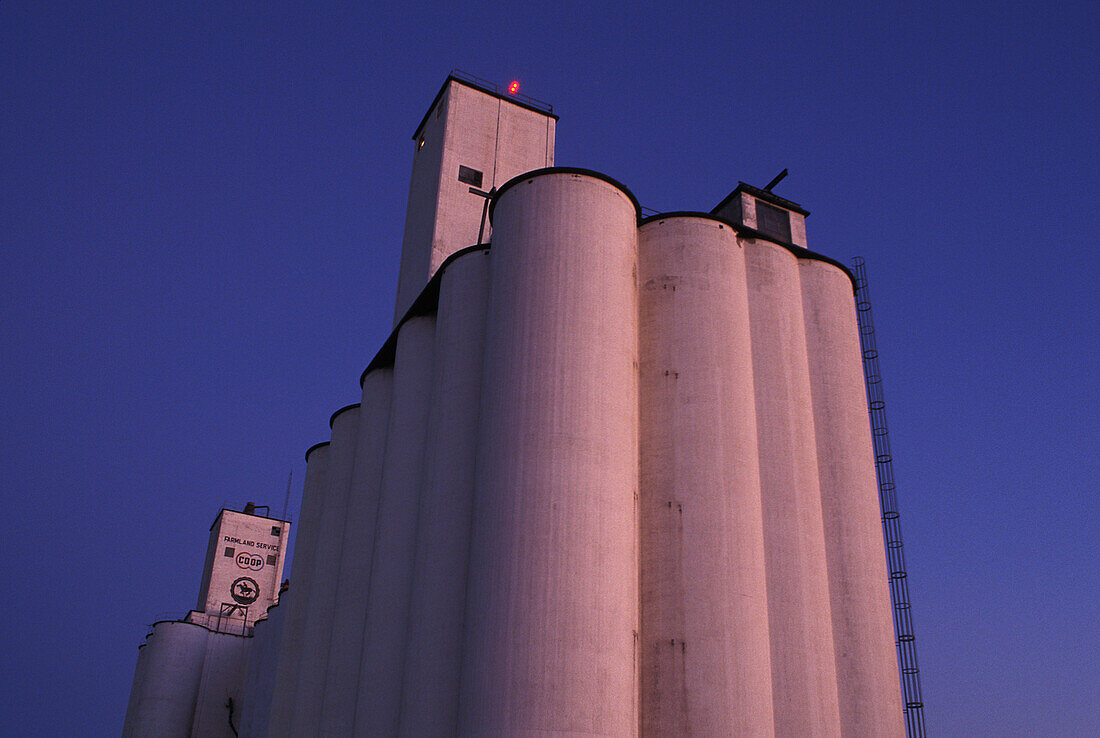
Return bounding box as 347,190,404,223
756,200,792,242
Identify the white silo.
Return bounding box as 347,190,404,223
637,214,775,735
457,170,641,736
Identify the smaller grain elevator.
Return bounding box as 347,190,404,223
122,504,289,737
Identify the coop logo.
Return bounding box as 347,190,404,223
230,577,260,606
236,552,265,571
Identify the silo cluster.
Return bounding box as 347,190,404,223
124,74,905,737
232,165,903,736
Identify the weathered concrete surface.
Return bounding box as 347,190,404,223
189,628,251,737
458,172,639,737
745,239,842,737
123,622,209,737
123,622,249,738
638,216,775,736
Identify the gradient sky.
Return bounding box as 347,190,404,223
2,2,1097,735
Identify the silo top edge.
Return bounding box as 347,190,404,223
328,403,360,429
639,211,857,290
488,167,643,225
304,441,330,462
360,244,490,386
639,211,741,229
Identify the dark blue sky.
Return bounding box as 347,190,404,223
2,2,1097,735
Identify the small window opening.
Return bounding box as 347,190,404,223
266,555,277,565
271,526,281,536
224,547,235,558
458,165,483,187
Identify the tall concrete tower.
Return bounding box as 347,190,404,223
393,72,556,320
124,73,907,737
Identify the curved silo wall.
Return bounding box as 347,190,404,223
189,631,251,738
265,442,328,736
237,600,285,738
399,248,491,735
352,315,437,736
458,171,639,736
121,625,153,736
638,216,775,735
121,621,209,737
744,239,842,736
799,259,906,736
290,405,360,736
318,368,394,735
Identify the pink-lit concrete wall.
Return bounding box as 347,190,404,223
140,175,904,738
393,78,556,321
745,239,843,736
353,315,436,735
638,216,774,735
457,172,640,736
400,249,491,734
800,259,906,735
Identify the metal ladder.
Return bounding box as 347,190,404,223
851,256,927,737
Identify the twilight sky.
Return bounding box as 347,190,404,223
2,2,1097,735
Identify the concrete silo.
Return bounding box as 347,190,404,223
125,72,908,737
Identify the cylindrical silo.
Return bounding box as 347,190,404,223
121,621,209,737
318,368,394,736
352,315,436,736
265,441,328,737
189,632,251,737
638,215,775,736
458,170,639,736
237,600,285,738
290,405,360,736
744,239,842,736
799,259,905,736
399,248,491,735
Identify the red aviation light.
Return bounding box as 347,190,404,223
507,80,520,95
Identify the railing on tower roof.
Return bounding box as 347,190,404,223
450,69,553,114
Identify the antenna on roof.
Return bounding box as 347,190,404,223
763,168,788,192
281,469,292,521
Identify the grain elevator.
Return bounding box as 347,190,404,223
124,72,908,737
